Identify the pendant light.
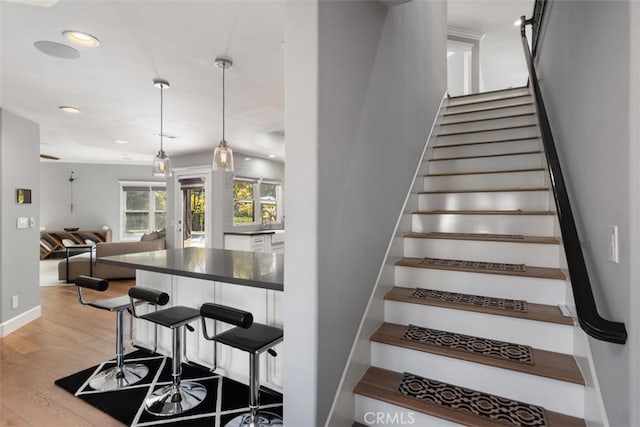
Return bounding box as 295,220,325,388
212,57,234,172
152,78,171,177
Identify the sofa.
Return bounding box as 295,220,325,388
58,238,166,282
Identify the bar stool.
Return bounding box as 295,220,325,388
129,286,206,416
74,275,148,391
200,302,283,427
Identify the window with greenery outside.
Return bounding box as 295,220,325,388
233,180,255,223
260,182,278,224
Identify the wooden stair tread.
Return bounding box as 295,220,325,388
438,124,536,137
404,231,560,245
449,86,528,99
430,150,541,162
413,209,554,215
443,100,533,116
385,287,573,325
447,94,532,109
354,367,585,427
441,112,535,126
371,322,584,385
443,102,533,117
424,167,545,177
396,257,566,280
433,137,540,149
419,187,548,194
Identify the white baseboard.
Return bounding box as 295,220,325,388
0,305,41,337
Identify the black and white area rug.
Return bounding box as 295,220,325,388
55,351,283,426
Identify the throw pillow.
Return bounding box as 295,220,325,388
140,231,159,241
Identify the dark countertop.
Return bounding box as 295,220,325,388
98,247,283,291
224,230,278,236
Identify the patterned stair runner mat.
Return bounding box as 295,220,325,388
397,372,548,426
402,324,533,364
420,257,527,272
410,288,527,312
430,232,525,239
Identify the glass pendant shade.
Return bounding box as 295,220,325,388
212,141,234,172
152,150,171,177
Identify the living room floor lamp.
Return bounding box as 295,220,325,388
152,78,171,177
212,57,234,172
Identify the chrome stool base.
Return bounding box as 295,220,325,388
225,412,283,427
89,363,149,391
145,381,207,416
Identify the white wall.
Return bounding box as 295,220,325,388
1,109,40,325
536,2,635,426
479,24,528,91
40,162,165,240
284,0,447,425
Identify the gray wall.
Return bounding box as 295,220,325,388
284,0,447,425
1,110,40,324
536,2,635,425
40,162,165,240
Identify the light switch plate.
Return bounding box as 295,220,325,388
16,217,28,229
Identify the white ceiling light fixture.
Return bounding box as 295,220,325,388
268,154,277,158
59,105,81,113
152,78,171,177
62,30,100,47
34,41,79,59
114,139,128,144
212,56,234,173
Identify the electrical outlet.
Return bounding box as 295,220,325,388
11,295,18,309
608,225,619,263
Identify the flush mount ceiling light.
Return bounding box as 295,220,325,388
152,78,171,177
268,154,277,158
59,105,81,113
34,41,79,59
62,30,100,47
114,139,128,144
212,56,235,173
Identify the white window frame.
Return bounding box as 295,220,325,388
232,177,283,227
119,181,167,240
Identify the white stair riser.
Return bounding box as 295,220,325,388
384,300,574,353
371,343,584,418
355,396,461,427
446,96,532,115
418,191,549,211
403,238,561,267
440,114,537,134
412,213,555,236
429,153,543,174
423,170,546,191
432,139,541,159
436,126,539,145
442,104,535,124
394,266,566,305
448,88,530,106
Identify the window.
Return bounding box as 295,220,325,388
233,178,282,225
120,183,166,238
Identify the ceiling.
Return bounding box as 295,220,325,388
1,0,532,166
1,0,285,165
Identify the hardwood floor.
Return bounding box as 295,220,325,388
1,280,136,426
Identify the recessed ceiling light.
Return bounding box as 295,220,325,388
244,157,251,161
34,41,79,59
62,30,100,47
59,106,81,113
514,19,522,27
114,139,128,144
268,154,277,158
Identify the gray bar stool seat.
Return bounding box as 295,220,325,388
129,286,206,416
200,303,283,427
75,275,148,391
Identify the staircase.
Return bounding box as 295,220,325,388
352,87,586,426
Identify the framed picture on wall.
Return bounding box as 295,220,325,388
17,188,32,204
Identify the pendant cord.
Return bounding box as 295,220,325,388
160,84,164,152
222,64,226,143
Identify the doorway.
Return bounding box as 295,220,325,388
174,168,212,249
447,39,474,96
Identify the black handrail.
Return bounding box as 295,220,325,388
520,16,627,344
